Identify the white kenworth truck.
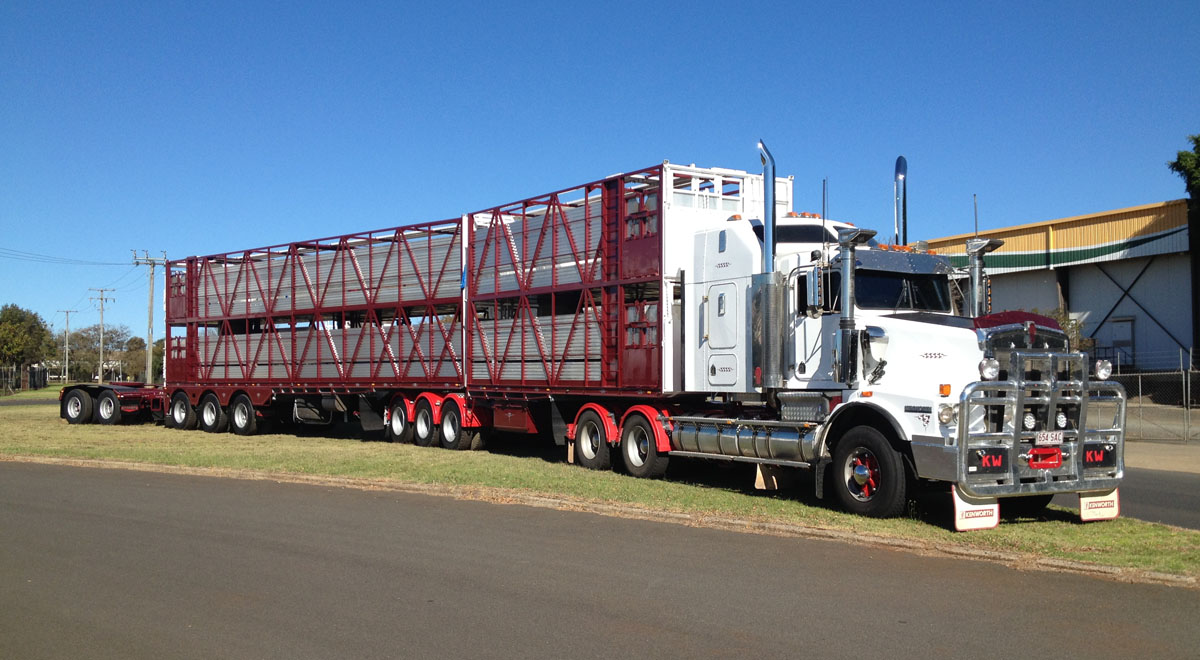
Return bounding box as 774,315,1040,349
655,144,1125,530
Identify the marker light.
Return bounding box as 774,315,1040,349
1023,412,1037,431
978,358,1000,381
1094,359,1113,381
1056,411,1068,429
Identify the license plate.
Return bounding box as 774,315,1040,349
1035,431,1063,446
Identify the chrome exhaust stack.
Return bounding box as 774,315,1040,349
837,227,877,387
966,238,1003,317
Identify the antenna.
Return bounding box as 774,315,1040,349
973,194,979,237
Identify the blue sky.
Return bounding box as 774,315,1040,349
2,0,1197,338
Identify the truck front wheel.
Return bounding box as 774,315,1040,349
832,426,907,518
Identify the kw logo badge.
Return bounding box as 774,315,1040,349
1086,450,1106,462
980,454,1003,468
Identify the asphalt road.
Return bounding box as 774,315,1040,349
1052,466,1200,529
2,462,1198,660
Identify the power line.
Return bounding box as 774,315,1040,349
0,246,127,266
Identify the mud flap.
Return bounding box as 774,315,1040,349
755,465,799,491
566,439,575,465
952,485,999,531
1078,488,1120,521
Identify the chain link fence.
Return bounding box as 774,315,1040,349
1112,365,1198,444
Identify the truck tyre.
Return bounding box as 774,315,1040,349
95,390,122,425
439,399,470,450
63,389,93,425
621,415,668,478
170,392,198,430
832,426,907,518
385,399,413,443
413,398,441,447
229,394,257,436
198,393,229,433
1001,494,1053,519
575,410,611,470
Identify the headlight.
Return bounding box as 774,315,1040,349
1056,410,1068,429
938,404,957,425
1022,411,1036,431
1094,359,1113,381
978,357,1000,381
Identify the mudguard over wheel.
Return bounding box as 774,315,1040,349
621,415,668,478
439,399,472,450
63,389,93,425
832,426,907,518
229,394,257,436
169,392,198,430
198,393,229,433
385,399,413,443
95,390,122,425
413,398,441,448
574,410,611,470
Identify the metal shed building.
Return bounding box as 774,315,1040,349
927,199,1194,370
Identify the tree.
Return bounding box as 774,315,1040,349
0,304,54,367
1168,134,1200,207
68,323,132,381
1168,134,1200,357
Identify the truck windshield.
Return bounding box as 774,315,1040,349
855,270,952,311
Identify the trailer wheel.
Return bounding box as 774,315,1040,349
230,394,257,436
95,390,122,425
170,392,197,430
621,415,668,478
63,389,93,425
413,399,441,447
198,394,229,433
1000,494,1054,519
439,399,471,450
832,426,907,518
575,410,611,470
385,400,413,443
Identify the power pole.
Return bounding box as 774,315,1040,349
132,250,168,384
57,309,78,382
89,288,115,383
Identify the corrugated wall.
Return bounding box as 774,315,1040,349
927,199,1189,273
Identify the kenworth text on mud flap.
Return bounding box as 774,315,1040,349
58,144,1125,530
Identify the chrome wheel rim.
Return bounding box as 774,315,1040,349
99,397,114,419
67,396,82,418
389,406,405,436
234,403,249,429
625,426,649,467
441,409,459,443
843,447,880,502
578,421,600,460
